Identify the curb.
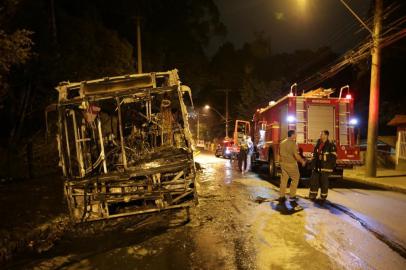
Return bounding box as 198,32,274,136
342,175,406,194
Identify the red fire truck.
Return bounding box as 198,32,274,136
250,86,362,178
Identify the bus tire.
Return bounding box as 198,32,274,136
268,154,276,178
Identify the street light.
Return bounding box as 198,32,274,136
204,104,229,138
204,104,226,120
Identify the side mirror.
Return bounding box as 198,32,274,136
180,85,194,107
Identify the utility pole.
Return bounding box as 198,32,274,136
215,89,230,138
136,17,143,74
225,90,229,138
365,0,382,177
197,113,200,143
49,0,57,45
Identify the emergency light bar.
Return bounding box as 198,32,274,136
287,115,296,123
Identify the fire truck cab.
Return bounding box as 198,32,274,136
231,120,251,158
252,87,362,179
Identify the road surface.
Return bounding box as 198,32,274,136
5,152,406,270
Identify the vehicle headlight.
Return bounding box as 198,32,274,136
349,118,358,125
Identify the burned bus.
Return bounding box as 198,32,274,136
54,69,197,222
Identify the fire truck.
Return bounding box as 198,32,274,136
250,86,362,178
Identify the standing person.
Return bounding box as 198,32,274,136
246,136,254,172
238,135,248,173
279,130,306,210
308,130,337,203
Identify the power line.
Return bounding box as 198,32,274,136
295,11,406,91
273,3,402,89
297,24,406,93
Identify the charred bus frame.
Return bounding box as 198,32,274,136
54,70,197,222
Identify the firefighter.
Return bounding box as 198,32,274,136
245,136,254,172
279,130,306,211
238,135,248,173
308,130,337,202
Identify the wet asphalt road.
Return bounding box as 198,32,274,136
6,152,406,270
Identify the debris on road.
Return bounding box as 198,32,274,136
253,196,274,203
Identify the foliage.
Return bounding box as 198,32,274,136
56,14,134,81
0,0,405,144
0,0,226,137
237,78,285,119
206,33,337,133
0,0,33,103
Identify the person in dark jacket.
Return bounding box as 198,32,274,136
238,135,248,174
308,130,337,202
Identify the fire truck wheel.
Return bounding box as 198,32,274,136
268,155,276,178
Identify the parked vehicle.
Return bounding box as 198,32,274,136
215,138,234,158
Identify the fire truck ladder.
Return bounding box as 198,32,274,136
296,96,306,144
339,102,350,146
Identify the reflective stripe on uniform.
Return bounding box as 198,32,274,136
320,168,333,172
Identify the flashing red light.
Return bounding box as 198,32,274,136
345,94,352,99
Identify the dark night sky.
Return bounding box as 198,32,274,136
211,0,372,54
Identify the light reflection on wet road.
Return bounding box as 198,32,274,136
8,152,406,270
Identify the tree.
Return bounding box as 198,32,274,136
0,0,227,147
0,0,33,104
237,77,284,119
55,14,135,81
